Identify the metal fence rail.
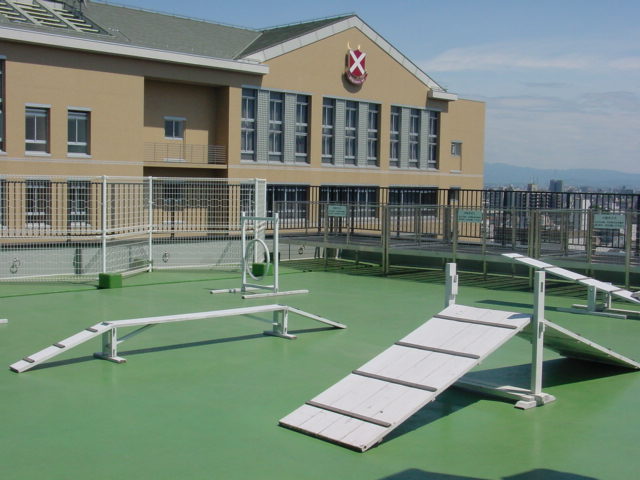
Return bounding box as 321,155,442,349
273,201,640,284
0,176,265,281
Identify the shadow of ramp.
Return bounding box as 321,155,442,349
459,357,636,393
503,469,598,480
383,389,480,444
24,332,268,372
378,469,485,480
377,468,597,480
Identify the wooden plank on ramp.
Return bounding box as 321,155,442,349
279,304,531,451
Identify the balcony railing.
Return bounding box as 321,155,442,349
144,143,227,165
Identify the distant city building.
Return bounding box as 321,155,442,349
549,179,563,192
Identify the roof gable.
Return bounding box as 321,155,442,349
239,15,456,100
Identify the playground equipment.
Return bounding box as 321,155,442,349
279,263,639,452
503,253,640,319
210,213,309,299
9,304,346,373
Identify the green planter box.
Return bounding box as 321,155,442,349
251,263,272,277
98,273,123,289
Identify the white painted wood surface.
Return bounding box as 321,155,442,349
279,305,530,451
503,253,640,306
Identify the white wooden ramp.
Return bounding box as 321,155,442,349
279,304,531,452
521,320,640,369
10,305,346,373
502,253,640,313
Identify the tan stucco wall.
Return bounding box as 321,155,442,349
227,27,485,189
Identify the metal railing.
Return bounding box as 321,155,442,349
272,201,640,283
144,142,227,165
0,176,265,281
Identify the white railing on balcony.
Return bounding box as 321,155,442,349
144,143,227,165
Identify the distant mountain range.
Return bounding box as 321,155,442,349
484,163,640,190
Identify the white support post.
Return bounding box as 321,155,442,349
273,213,280,293
101,175,108,274
531,271,545,396
445,263,458,308
265,308,296,339
587,284,598,312
95,328,126,364
240,211,249,291
147,176,154,272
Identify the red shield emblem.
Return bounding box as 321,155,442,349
346,49,367,85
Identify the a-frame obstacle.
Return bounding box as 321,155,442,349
279,264,639,452
503,253,640,319
9,304,346,373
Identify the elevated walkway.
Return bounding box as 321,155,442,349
10,304,346,373
503,253,640,318
280,264,639,451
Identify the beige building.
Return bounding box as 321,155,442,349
0,0,484,207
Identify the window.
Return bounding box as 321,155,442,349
26,179,50,226
268,92,283,162
367,104,379,166
0,179,5,227
320,185,378,217
164,117,185,139
408,109,420,168
68,111,90,154
25,107,49,153
428,110,440,169
68,180,90,226
451,141,462,156
389,106,400,167
0,60,4,151
345,101,358,165
267,184,309,220
322,98,335,164
389,187,438,210
295,95,309,163
241,88,256,160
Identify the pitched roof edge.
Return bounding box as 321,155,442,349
239,15,457,100
0,25,268,74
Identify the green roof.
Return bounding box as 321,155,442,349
238,14,356,58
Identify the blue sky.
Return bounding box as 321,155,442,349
111,0,640,174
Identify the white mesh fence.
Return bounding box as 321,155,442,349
0,176,265,281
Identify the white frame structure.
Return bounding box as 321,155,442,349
10,304,346,373
502,253,640,319
210,213,309,299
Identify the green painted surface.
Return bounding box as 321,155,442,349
1,260,639,479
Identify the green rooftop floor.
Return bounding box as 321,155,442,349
1,261,639,479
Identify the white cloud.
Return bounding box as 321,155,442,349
420,41,640,74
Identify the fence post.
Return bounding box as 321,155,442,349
148,177,154,272
101,175,107,274
625,211,632,288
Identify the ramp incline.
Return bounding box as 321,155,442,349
279,304,531,452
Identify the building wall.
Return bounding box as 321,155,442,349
227,27,485,190
0,23,484,189
0,41,144,177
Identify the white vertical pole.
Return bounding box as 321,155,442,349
101,175,108,273
240,212,247,290
531,270,546,396
147,176,153,272
587,284,597,312
445,262,458,308
273,212,279,293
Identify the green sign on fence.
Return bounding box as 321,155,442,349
327,205,348,217
457,209,483,224
594,213,625,230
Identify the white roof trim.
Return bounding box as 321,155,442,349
0,26,269,75
242,16,457,100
